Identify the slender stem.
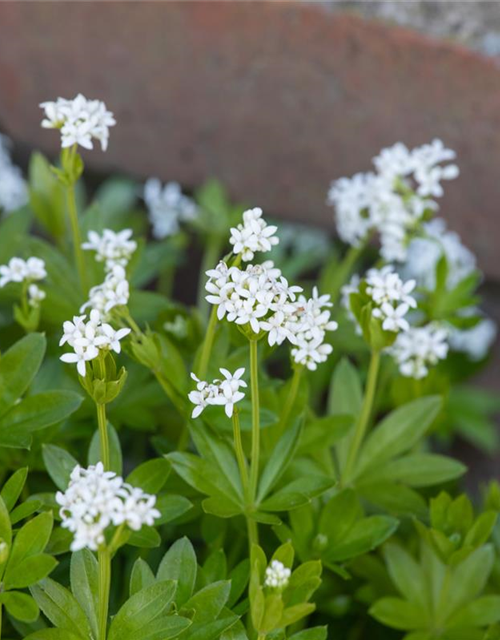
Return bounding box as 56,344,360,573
232,410,250,496
330,240,367,306
247,517,259,547
249,339,260,501
66,181,88,295
95,356,110,470
343,350,380,482
97,547,111,640
197,305,218,380
197,235,223,321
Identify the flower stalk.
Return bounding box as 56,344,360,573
97,546,111,640
343,349,381,482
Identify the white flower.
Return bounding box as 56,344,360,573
400,218,476,291
143,179,198,239
188,368,246,419
59,310,130,376
229,208,279,262
388,323,449,378
327,139,459,262
81,265,129,316
82,229,137,271
56,463,160,551
347,266,417,336
0,256,47,288
265,560,291,589
0,135,28,214
448,314,497,361
28,284,46,308
40,94,116,151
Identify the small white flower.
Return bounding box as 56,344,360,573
82,228,137,271
59,310,130,376
265,560,291,589
388,323,449,378
40,94,116,151
229,208,279,262
188,368,246,419
28,284,46,308
56,463,160,551
0,257,47,294
143,179,198,239
0,135,28,214
448,313,497,361
81,265,130,316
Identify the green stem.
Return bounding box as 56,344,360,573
330,240,367,306
257,634,266,640
249,339,260,502
247,517,258,548
97,547,111,640
343,350,380,482
197,235,223,321
95,357,110,470
232,409,250,496
67,181,88,295
197,305,218,380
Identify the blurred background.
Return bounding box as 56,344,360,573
0,1,499,473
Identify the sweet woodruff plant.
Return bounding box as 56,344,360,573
0,93,496,640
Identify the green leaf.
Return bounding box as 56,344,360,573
289,628,328,640
0,591,39,622
130,558,155,596
167,452,241,509
369,597,426,631
383,544,427,610
326,516,399,563
28,152,67,241
447,595,500,628
328,358,363,417
108,580,177,640
259,476,335,512
155,494,192,525
127,527,161,548
42,444,78,491
182,581,231,623
157,537,197,607
0,494,12,547
31,578,91,638
190,422,243,500
439,545,494,620
4,512,53,586
70,549,99,639
257,417,303,502
88,423,122,475
358,454,466,488
24,632,83,640
133,615,192,639
179,614,239,640
1,467,28,511
357,482,427,519
10,498,42,524
4,554,57,589
355,396,442,477
126,459,171,494
0,391,82,448
0,333,46,418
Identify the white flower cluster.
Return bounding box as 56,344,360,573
189,368,246,419
449,315,497,361
328,140,459,261
229,207,279,262
82,229,137,271
0,257,47,308
388,323,449,379
265,560,291,589
81,265,130,316
60,309,131,376
206,261,337,370
144,179,198,239
40,94,116,151
0,135,28,214
56,462,160,552
344,266,417,334
401,218,476,291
